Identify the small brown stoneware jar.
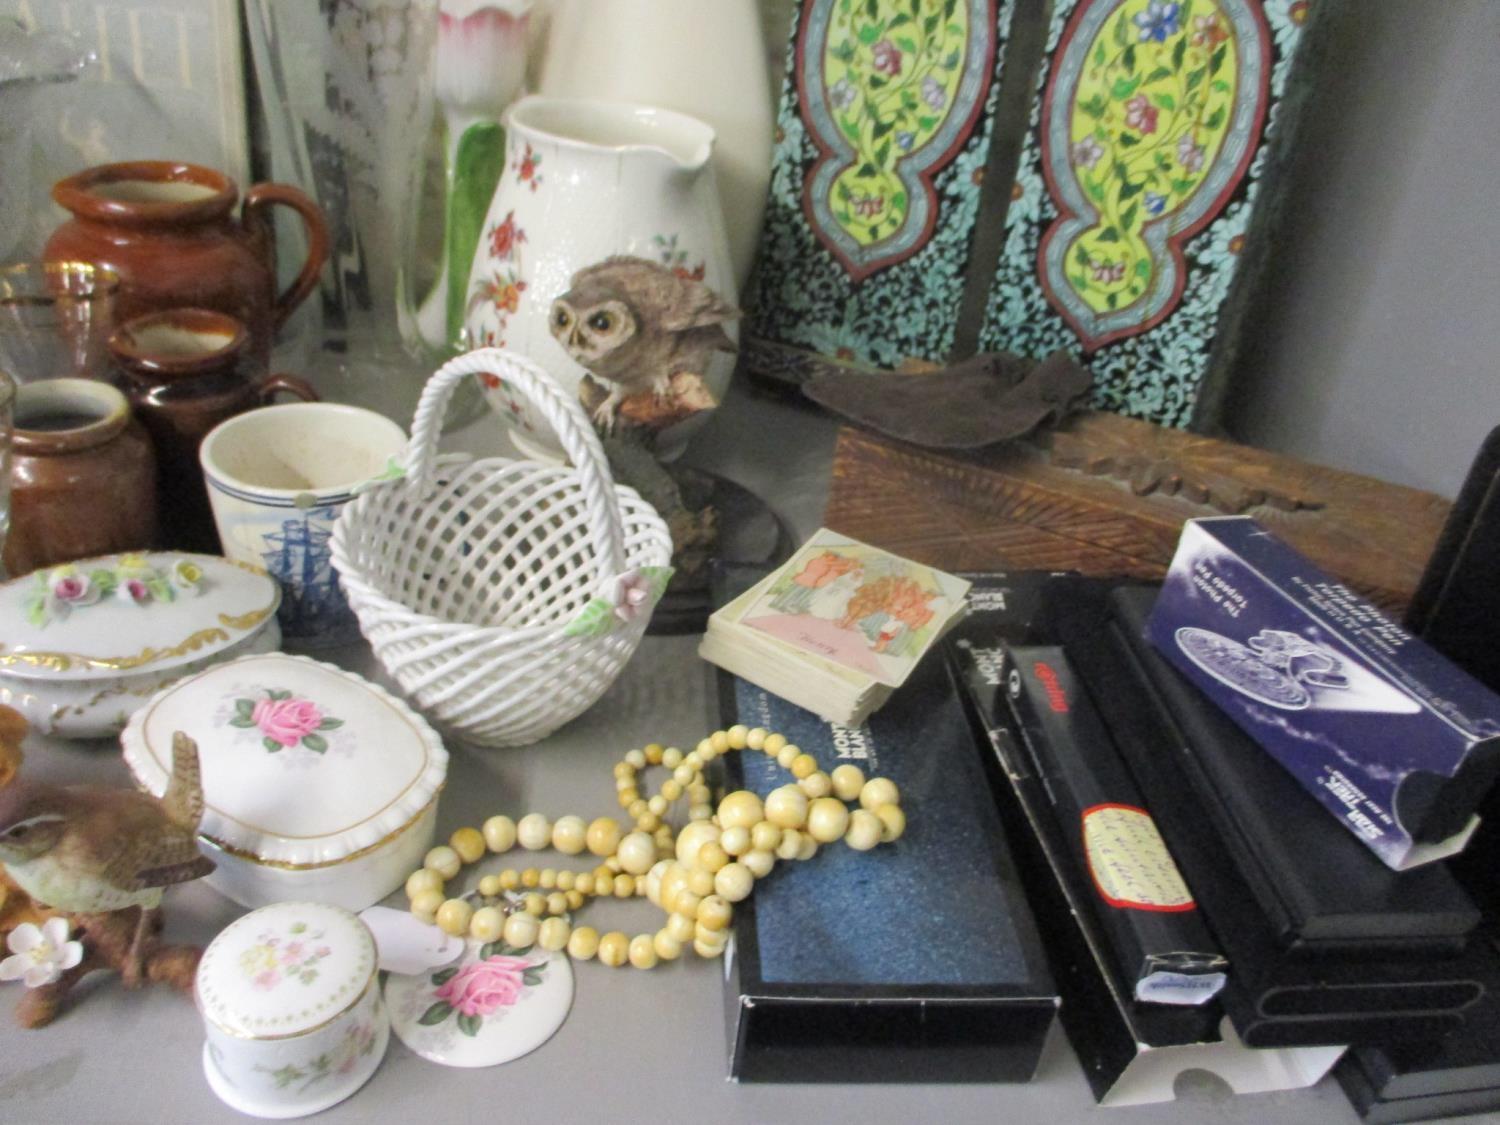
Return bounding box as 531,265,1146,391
5,378,158,577
43,161,329,365
109,308,319,554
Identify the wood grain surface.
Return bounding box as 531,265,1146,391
824,414,1451,611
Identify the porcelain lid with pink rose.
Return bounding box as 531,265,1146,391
0,551,280,681
196,901,377,1039
122,653,448,868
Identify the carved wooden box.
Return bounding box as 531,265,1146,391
823,416,1450,611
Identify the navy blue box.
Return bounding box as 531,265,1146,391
1149,517,1500,870
713,566,1057,1083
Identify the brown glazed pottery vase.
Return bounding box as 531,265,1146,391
43,161,329,365
109,308,319,554
5,379,158,577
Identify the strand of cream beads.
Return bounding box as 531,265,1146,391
404,724,905,969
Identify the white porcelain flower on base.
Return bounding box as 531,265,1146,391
0,919,84,988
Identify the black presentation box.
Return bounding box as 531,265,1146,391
1044,579,1487,1045
947,581,1341,1105
713,565,1057,1084
1004,644,1227,1004
1335,940,1500,1122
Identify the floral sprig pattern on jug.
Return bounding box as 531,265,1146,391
469,208,535,427
254,1019,378,1092
652,233,706,282
513,142,542,192
239,921,333,991
418,943,548,1038
25,555,204,626
227,688,345,754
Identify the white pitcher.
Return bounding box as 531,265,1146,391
534,0,774,292
463,95,737,462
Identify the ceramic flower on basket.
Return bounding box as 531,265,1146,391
563,567,673,637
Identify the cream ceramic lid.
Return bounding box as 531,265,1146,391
123,653,448,867
197,901,376,1039
0,552,279,681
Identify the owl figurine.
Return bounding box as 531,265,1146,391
549,256,739,431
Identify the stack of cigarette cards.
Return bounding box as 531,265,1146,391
700,529,970,726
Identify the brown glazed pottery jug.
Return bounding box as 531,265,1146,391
109,308,320,554
5,378,158,577
43,161,329,364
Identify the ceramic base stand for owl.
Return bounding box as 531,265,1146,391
556,255,739,576
0,715,213,1028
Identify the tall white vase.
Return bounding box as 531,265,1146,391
463,95,737,462
535,0,773,292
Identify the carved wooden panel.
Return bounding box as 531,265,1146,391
824,416,1451,610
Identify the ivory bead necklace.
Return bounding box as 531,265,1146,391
405,724,906,969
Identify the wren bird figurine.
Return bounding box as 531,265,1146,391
0,729,213,1026
549,256,739,431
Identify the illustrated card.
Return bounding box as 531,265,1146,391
732,529,970,688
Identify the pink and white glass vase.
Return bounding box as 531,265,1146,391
415,0,535,353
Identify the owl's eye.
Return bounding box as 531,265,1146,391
588,311,615,332
553,307,572,329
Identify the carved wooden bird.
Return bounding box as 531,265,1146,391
0,732,213,985
548,256,739,431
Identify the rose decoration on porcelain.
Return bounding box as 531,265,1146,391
0,919,84,988
563,566,673,638
23,556,207,626
229,688,345,754
171,558,205,596
49,567,100,609
420,945,547,1038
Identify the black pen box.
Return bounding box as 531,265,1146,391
713,578,1057,1083
947,598,1341,1104
1047,581,1487,1046
1004,644,1227,1004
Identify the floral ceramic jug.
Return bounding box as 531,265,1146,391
463,95,737,461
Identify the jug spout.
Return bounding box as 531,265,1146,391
506,95,715,172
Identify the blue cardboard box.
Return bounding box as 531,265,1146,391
1147,517,1500,871
712,565,1057,1083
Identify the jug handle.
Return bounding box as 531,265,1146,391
258,373,320,404
242,183,330,331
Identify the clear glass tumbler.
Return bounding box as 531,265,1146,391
0,260,118,384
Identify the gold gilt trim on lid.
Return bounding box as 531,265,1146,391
0,610,274,672
201,973,380,1043
196,793,441,870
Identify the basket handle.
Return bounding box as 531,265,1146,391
405,348,627,577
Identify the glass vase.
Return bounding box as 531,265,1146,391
245,0,445,425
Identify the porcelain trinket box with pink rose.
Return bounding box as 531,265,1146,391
122,653,448,911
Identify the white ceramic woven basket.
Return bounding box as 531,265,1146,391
330,349,672,747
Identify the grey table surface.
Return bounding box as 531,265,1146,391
0,376,1408,1124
